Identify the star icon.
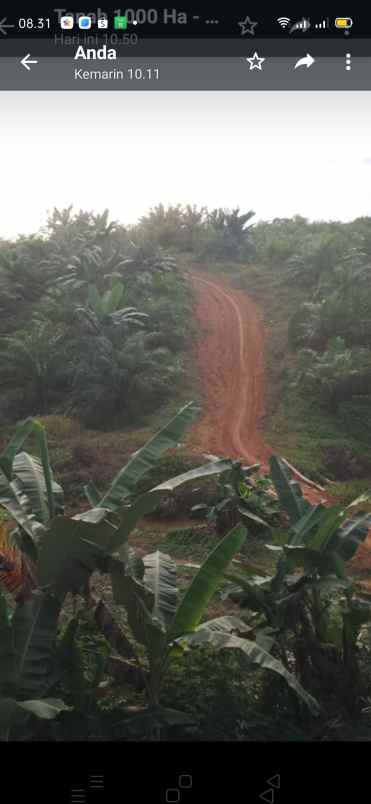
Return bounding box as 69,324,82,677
246,51,266,70
238,15,258,36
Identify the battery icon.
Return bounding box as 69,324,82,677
335,17,353,29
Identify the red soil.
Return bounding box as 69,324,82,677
190,272,269,467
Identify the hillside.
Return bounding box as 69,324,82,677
1,205,371,742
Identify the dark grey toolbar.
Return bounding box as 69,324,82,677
0,55,369,90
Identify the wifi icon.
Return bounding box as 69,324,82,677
277,17,291,29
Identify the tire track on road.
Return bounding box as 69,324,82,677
189,271,269,466
189,270,334,506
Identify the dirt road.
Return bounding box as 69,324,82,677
189,271,331,507
190,272,270,465
188,269,371,584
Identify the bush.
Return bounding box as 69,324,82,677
136,452,219,517
38,415,81,440
322,443,371,481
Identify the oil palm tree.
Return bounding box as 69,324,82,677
0,319,70,414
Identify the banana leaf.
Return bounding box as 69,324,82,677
336,512,371,561
0,419,36,481
102,491,164,552
37,515,116,599
0,468,45,540
98,401,199,510
12,452,64,525
169,524,246,640
142,551,177,628
283,545,341,576
151,458,235,492
11,591,61,698
0,594,15,691
305,506,345,553
0,697,69,739
177,627,320,715
17,698,70,719
0,419,61,521
197,615,253,637
269,456,310,525
289,504,326,546
83,481,101,507
222,573,273,616
109,557,164,656
122,705,196,733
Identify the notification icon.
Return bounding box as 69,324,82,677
114,16,127,30
98,17,108,29
60,15,74,30
78,16,92,30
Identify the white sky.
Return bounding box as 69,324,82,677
1,91,371,238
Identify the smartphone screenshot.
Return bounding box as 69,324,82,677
0,5,370,801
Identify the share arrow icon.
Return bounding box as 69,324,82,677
294,53,315,69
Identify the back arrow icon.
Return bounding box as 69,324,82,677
21,54,39,71
294,53,315,69
0,17,15,36
267,776,280,789
260,789,274,804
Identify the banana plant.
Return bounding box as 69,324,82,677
191,462,279,534
0,403,201,581
224,458,371,710
0,590,69,740
75,280,149,335
269,456,371,566
90,523,320,736
0,417,64,577
0,401,254,714
269,456,311,526
0,403,248,607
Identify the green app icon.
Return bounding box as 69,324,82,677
114,16,127,30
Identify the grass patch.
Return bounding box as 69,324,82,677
219,261,371,486
329,478,371,506
266,390,371,483
157,526,217,561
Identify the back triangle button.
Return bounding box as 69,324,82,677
260,790,274,804
267,775,280,789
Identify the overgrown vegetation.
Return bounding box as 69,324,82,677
1,408,371,741
2,203,371,741
0,208,190,428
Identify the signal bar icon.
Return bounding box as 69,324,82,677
315,18,330,29
289,17,311,33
